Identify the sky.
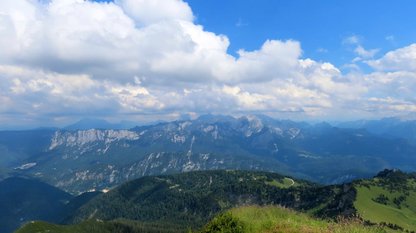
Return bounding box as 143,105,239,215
1,0,416,128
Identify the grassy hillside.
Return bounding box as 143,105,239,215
353,170,416,232
200,206,388,233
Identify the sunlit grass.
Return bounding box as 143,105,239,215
201,205,389,233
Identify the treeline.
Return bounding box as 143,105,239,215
69,170,346,230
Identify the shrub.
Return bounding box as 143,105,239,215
199,212,245,233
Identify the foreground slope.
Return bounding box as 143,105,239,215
200,206,387,233
16,206,388,233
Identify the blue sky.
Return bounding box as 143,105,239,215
186,0,416,69
1,0,416,128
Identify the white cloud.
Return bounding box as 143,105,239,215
115,0,194,26
0,0,416,126
343,35,360,45
354,45,379,59
367,44,416,71
342,35,378,63
366,97,416,114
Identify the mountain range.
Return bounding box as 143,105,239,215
338,117,416,144
1,115,416,194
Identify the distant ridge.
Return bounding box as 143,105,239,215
337,117,416,143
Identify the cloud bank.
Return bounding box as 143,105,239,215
0,0,416,127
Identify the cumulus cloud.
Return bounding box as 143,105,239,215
0,0,415,127
115,0,193,26
367,44,416,71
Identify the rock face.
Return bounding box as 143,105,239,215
2,115,416,194
49,130,140,150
